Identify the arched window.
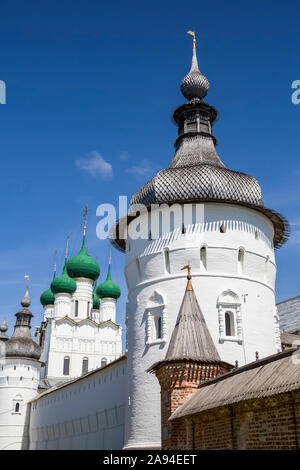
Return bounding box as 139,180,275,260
75,300,79,317
200,246,207,271
153,315,162,340
164,249,170,274
82,357,88,375
101,358,107,368
63,356,70,376
15,402,20,413
87,301,90,317
145,290,166,345
158,212,163,238
225,311,235,336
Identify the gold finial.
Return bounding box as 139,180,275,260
53,249,57,274
181,264,193,291
83,205,88,237
22,275,31,307
109,244,112,266
187,30,196,49
65,236,70,260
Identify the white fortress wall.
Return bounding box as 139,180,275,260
29,356,126,450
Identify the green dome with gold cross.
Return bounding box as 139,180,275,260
96,264,121,300
66,205,100,282
67,237,100,281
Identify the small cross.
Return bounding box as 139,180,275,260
83,205,88,235
181,264,191,277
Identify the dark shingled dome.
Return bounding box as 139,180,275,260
5,283,41,361
112,44,289,252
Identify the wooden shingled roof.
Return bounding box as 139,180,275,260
164,273,221,363
170,347,300,420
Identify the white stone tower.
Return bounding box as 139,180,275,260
112,34,289,449
0,277,42,450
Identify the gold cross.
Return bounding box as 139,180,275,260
24,274,30,288
181,264,191,276
187,30,196,49
65,236,70,259
83,205,88,235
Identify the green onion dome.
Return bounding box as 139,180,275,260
67,237,100,281
93,285,100,310
96,264,121,300
40,288,55,306
51,260,77,295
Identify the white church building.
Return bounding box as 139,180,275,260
0,37,293,450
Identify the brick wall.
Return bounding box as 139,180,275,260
168,390,300,450
154,361,229,450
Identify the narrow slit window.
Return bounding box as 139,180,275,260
63,356,70,376
164,249,170,274
170,212,175,233
136,258,141,279
75,300,79,317
82,357,88,375
158,212,163,238
192,204,196,226
200,246,207,270
238,249,244,273
153,315,162,340
101,358,107,368
225,311,235,336
87,301,90,318
14,402,20,413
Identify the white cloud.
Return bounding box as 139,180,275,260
76,151,113,180
126,159,157,182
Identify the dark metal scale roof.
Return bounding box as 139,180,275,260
112,44,289,252
130,163,264,209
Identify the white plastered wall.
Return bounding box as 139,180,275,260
0,357,41,450
29,357,126,450
123,202,280,450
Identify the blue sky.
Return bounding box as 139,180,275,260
0,0,300,337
